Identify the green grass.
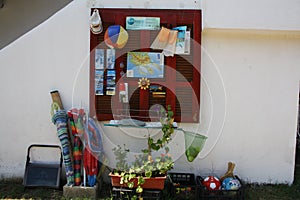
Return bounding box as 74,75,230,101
1,166,300,200
0,178,64,199
245,165,300,200
246,183,300,200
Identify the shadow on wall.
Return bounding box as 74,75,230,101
0,0,73,50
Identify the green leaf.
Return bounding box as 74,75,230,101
132,195,138,200
141,149,149,153
145,170,152,178
136,186,143,193
168,111,174,118
138,176,145,185
128,173,136,180
148,137,153,145
151,143,160,151
127,182,134,188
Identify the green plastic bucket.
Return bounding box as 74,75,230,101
184,131,207,162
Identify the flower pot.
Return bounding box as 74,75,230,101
109,173,166,190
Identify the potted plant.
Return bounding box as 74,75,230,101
109,105,175,196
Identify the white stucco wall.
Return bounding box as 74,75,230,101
200,29,300,183
0,0,90,178
202,0,300,30
0,0,300,185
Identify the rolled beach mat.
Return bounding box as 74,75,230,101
52,110,74,186
68,108,85,186
184,131,207,162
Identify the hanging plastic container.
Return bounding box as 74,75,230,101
184,131,207,162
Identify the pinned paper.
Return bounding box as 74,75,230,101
151,26,191,56
150,27,170,50
173,26,187,54
119,83,128,103
126,17,160,30
162,30,178,56
150,27,178,57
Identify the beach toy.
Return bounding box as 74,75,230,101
104,25,129,49
203,176,221,190
222,177,241,190
184,131,207,162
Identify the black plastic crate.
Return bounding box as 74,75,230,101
169,173,199,200
112,187,162,200
197,176,245,200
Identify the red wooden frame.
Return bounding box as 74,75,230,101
90,8,201,122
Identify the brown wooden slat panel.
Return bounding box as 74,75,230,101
149,88,166,108
96,95,112,114
175,87,193,117
176,56,193,82
150,30,160,44
129,88,140,117
120,30,141,54
175,24,194,82
149,97,166,107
